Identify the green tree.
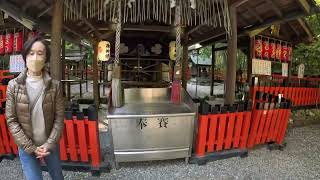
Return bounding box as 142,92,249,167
293,13,320,76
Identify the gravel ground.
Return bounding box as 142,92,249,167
1,124,319,180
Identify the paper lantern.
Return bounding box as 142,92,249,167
281,45,288,62
254,39,262,58
14,31,23,53
262,40,269,59
275,43,282,61
269,41,276,60
169,41,176,61
0,35,5,55
97,40,110,61
5,33,14,54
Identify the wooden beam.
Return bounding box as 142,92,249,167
242,11,306,34
92,42,99,107
82,19,102,39
240,12,253,25
0,0,80,44
266,0,283,18
100,31,114,40
50,0,64,81
231,0,249,7
63,2,102,40
297,0,311,14
248,27,268,37
22,2,32,13
297,18,313,41
37,5,53,18
124,24,172,32
186,25,204,35
225,5,237,104
188,29,226,45
64,25,87,40
288,22,301,37
246,7,263,23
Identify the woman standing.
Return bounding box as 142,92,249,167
5,36,64,180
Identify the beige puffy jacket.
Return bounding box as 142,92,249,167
5,69,64,154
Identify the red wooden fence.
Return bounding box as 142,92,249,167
196,103,251,157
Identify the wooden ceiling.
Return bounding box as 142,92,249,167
0,0,318,46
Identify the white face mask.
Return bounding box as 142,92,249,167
26,41,46,73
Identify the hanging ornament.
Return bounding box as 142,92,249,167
97,40,111,61
255,38,262,59
275,42,282,61
287,45,292,62
281,44,288,62
169,41,176,61
269,40,276,60
262,40,269,59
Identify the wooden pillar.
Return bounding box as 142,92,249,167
61,39,66,97
182,42,188,89
225,5,237,104
50,0,64,80
247,37,253,84
61,39,65,80
93,42,99,107
210,44,215,96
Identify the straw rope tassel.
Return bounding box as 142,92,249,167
112,0,124,107
171,3,182,104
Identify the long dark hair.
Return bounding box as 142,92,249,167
21,36,51,63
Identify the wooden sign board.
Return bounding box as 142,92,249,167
252,59,271,76
298,64,305,78
9,54,25,72
282,63,288,77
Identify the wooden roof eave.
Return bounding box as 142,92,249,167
0,0,81,44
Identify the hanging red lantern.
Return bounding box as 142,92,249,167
14,31,23,53
275,42,282,61
287,46,292,62
269,41,276,60
5,33,14,54
281,44,288,62
0,34,5,55
262,40,270,59
254,39,262,59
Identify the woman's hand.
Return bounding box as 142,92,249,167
34,146,50,158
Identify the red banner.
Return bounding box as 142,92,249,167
14,32,23,53
5,33,14,54
0,35,5,55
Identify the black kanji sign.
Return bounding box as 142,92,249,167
138,118,147,129
158,117,168,128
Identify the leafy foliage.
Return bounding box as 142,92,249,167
292,12,320,76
